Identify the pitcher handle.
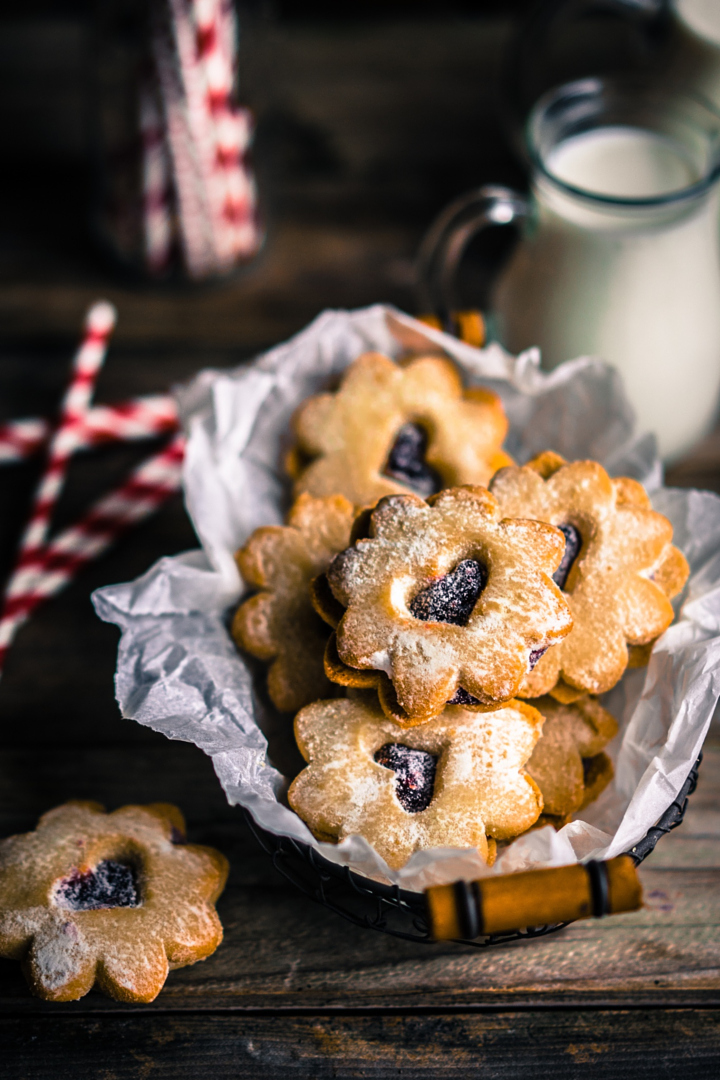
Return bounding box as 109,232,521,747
416,186,529,335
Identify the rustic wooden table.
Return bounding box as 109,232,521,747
2,238,719,1076
2,9,720,1076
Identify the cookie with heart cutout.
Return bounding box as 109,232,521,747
489,451,689,701
0,801,228,1003
321,485,573,725
289,694,544,871
288,351,512,507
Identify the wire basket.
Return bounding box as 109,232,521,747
242,754,701,949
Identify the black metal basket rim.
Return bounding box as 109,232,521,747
244,753,701,906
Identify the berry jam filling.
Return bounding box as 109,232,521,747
553,523,582,590
529,646,548,670
447,686,481,706
374,742,438,813
410,559,487,626
54,860,140,911
383,422,442,498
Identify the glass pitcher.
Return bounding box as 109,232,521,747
418,79,720,462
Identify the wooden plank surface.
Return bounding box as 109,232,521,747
4,1009,720,1079
1,743,719,1015
2,284,720,1078
2,9,720,1075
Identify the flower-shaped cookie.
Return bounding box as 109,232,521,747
325,486,573,724
288,351,512,507
580,753,615,812
0,801,228,1003
289,695,544,870
490,452,689,700
527,695,618,818
232,493,355,712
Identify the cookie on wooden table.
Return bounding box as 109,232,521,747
321,486,573,725
490,452,689,702
289,695,544,871
0,801,228,1003
232,492,355,713
288,351,512,507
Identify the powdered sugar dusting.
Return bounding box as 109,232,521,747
93,304,719,891
329,488,572,717
0,802,226,1001
290,696,544,870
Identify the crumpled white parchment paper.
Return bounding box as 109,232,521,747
93,305,720,890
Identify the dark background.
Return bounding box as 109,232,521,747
0,0,663,330
3,6,720,1076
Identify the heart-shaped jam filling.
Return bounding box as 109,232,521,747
55,860,140,911
374,742,438,813
553,523,582,590
383,423,442,498
410,558,487,626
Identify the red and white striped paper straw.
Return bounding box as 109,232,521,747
140,75,175,275
0,394,179,464
155,0,218,278
194,0,260,264
0,418,49,463
77,394,179,445
0,301,116,673
152,0,260,278
17,301,117,558
0,434,185,673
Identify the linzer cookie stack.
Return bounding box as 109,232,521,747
231,351,689,871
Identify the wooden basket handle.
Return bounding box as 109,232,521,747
425,855,642,940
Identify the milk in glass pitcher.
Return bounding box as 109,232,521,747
419,79,720,461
